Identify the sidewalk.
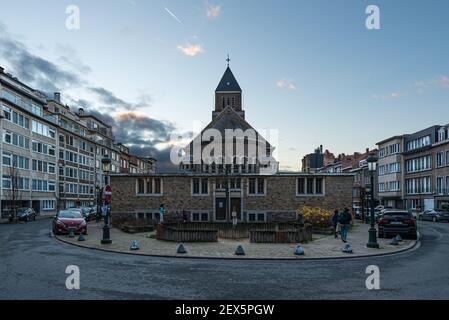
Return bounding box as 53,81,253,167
56,221,417,260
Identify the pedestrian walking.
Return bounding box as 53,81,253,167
339,207,352,243
331,210,340,238
159,204,165,224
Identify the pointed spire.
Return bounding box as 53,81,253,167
216,64,241,92
226,54,231,67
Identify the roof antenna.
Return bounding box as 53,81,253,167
226,54,231,67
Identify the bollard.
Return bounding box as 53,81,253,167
390,237,399,245
394,234,402,242
294,245,304,256
130,240,140,251
342,244,353,254
177,244,187,254
235,245,245,256
78,234,86,241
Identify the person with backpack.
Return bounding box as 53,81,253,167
339,207,352,243
331,210,340,238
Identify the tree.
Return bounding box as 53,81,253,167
5,160,22,222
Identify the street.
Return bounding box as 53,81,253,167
0,218,448,300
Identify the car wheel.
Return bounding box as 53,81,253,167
433,217,437,223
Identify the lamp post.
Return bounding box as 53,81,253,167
366,154,379,248
101,154,112,245
95,185,101,223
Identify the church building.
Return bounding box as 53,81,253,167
111,61,353,223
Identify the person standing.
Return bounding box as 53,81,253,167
159,204,165,224
339,207,352,243
331,210,340,238
232,207,238,227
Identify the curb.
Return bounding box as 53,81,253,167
55,233,420,262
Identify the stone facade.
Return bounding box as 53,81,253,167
110,173,353,223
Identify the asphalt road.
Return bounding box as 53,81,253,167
0,218,448,299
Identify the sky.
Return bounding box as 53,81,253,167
1,0,449,172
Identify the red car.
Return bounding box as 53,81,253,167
52,210,87,235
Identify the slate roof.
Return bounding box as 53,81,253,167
215,67,242,92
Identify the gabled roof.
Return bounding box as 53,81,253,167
215,67,242,92
186,106,273,151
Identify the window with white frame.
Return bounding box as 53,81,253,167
191,212,209,222
379,183,385,192
437,152,445,167
388,181,401,191
437,177,444,195
42,200,55,210
297,177,324,195
192,178,208,195
248,212,266,222
4,130,30,149
3,106,30,129
248,178,265,195
136,178,162,195
438,128,446,142
32,120,56,139
389,162,401,173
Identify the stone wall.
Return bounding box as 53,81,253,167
110,174,353,222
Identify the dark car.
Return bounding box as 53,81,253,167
52,210,87,235
68,207,95,222
17,208,37,222
420,209,449,222
378,210,417,239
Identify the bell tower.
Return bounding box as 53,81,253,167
213,55,245,120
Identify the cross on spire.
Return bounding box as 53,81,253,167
226,54,231,67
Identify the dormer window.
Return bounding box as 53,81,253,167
438,127,446,142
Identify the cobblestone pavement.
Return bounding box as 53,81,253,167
57,221,416,259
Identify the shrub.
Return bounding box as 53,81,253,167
298,206,333,228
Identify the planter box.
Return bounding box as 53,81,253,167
121,224,154,234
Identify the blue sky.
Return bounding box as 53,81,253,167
1,0,449,171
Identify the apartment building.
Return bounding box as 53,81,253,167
45,97,96,209
376,136,405,209
402,126,439,210
1,67,58,216
0,66,157,216
433,125,449,209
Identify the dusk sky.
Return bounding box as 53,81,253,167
1,0,449,171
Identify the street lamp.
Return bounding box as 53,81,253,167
366,154,379,248
101,154,112,245
95,185,101,223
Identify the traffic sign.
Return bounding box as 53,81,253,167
104,185,112,201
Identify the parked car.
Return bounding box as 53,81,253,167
354,208,362,220
17,208,37,222
52,210,87,235
420,209,449,222
378,210,417,239
68,207,95,222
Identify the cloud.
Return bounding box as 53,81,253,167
177,43,204,57
371,91,404,100
0,26,83,93
164,7,182,24
0,22,181,172
414,75,449,93
276,79,297,91
206,4,222,19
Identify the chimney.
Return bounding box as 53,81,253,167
366,148,369,154
78,108,84,116
320,145,323,153
0,66,4,73
54,92,61,103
